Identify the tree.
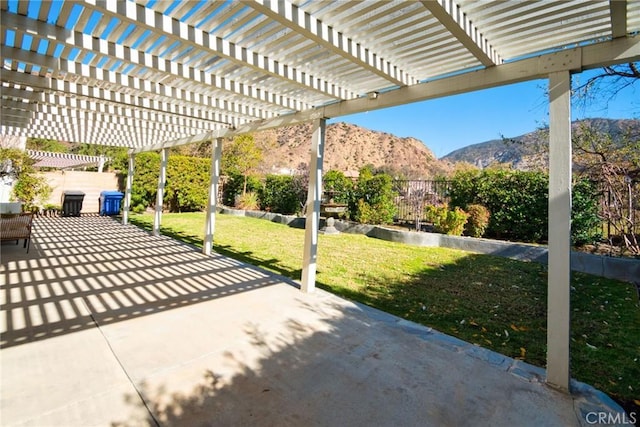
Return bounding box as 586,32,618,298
0,148,52,211
350,166,397,225
574,63,640,115
572,123,639,254
221,134,263,195
26,138,69,153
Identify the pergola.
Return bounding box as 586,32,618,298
27,149,107,169
1,0,639,393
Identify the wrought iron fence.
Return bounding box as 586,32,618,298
599,178,639,247
392,180,451,230
391,178,638,245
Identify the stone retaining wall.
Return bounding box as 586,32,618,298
219,207,639,283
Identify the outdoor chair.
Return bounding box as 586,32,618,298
0,212,34,253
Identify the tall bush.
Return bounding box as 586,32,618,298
130,152,214,212
222,172,262,207
1,148,52,211
259,174,301,215
323,170,353,204
350,168,397,225
449,169,548,242
131,152,160,211
572,179,602,246
165,155,210,212
450,169,606,244
464,204,490,238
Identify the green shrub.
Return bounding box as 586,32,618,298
131,152,160,210
129,152,212,212
449,169,548,242
356,198,397,225
12,172,51,211
572,179,602,246
133,203,147,214
166,155,210,212
236,191,259,210
222,172,262,207
323,170,353,204
464,204,490,237
1,148,52,211
424,204,469,236
450,169,606,244
350,169,397,225
259,175,302,215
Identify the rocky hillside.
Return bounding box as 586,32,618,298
441,118,640,170
253,122,452,178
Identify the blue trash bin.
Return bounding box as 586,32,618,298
99,191,124,216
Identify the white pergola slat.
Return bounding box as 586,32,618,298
1,0,639,396
0,12,306,114
419,0,500,67
247,0,417,87
27,149,106,169
2,0,637,150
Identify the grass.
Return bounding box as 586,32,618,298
129,212,639,408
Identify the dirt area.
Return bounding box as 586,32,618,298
577,238,640,259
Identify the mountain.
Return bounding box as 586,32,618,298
253,122,453,178
441,118,640,170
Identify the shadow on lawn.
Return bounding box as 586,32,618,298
329,253,549,367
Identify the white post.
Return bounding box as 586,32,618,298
301,118,326,293
153,148,168,237
546,70,572,392
122,152,134,225
203,138,222,255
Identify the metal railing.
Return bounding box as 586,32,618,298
392,180,451,230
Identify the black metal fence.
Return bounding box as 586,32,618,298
599,178,640,245
391,178,639,244
392,180,451,230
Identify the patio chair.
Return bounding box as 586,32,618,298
0,212,34,253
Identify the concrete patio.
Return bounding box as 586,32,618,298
0,216,625,426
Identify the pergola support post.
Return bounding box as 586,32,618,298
203,138,223,255
122,151,134,225
153,148,168,237
98,155,106,173
546,70,572,392
301,118,326,293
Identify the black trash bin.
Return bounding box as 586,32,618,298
100,191,124,216
61,191,85,217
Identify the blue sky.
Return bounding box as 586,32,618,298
331,68,639,159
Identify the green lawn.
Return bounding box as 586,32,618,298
129,212,639,408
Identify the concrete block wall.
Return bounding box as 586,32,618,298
42,171,120,213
